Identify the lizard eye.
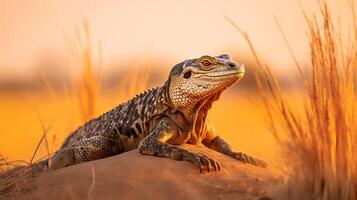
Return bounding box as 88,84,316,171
183,71,192,79
201,59,212,67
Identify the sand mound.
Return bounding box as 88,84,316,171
6,145,280,200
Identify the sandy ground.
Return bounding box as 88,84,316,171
6,145,281,200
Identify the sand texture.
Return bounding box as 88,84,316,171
5,145,280,200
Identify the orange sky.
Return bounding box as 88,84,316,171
0,0,351,79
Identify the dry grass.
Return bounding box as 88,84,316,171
0,20,153,197
65,19,101,123
88,166,96,200
116,66,150,102
0,20,101,197
229,1,357,199
0,119,53,196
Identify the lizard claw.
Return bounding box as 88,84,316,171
257,159,268,168
233,152,267,168
234,152,247,164
193,153,220,173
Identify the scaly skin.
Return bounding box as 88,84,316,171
14,54,267,174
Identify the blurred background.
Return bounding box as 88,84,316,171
0,0,350,164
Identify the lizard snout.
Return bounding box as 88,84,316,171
228,61,237,68
229,61,245,74
237,63,245,73
227,61,245,72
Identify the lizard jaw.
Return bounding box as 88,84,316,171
193,67,245,80
195,71,244,83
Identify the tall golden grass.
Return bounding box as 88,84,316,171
0,20,150,196
65,19,150,121
116,66,150,102
65,20,101,123
229,1,357,199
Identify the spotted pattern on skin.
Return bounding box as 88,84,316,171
36,54,267,172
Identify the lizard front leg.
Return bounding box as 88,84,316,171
202,121,267,168
138,118,220,173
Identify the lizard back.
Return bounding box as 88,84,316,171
60,86,168,150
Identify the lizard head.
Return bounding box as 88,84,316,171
167,54,245,109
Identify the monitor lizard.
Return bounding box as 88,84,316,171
6,54,267,176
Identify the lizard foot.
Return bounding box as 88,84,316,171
191,153,220,173
232,152,267,168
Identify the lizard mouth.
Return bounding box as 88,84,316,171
205,70,243,77
196,70,244,79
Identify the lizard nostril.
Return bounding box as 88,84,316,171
228,62,236,68
183,71,192,79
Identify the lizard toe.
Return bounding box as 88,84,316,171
202,155,220,171
198,154,212,173
198,154,220,172
233,152,247,164
257,159,268,168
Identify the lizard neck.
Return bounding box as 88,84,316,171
189,91,222,143
162,81,222,140
162,81,209,123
